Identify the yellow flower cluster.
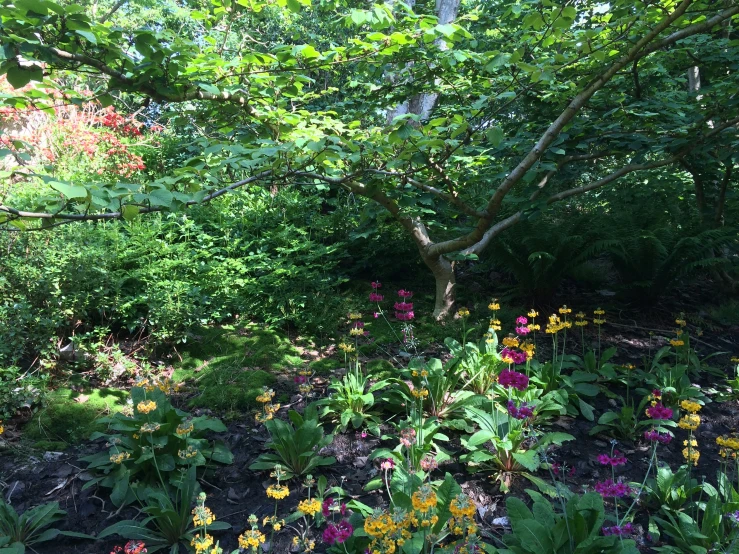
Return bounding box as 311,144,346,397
349,312,363,320
558,305,572,315
488,300,500,311
179,446,199,459
176,422,194,436
529,323,541,331
0,420,4,434
109,452,130,464
262,515,284,531
489,318,501,331
680,400,701,414
411,370,429,378
502,336,519,348
292,536,316,551
520,342,535,359
238,529,266,551
528,310,538,318
298,498,322,517
731,356,739,364
137,400,157,414
717,436,739,459
456,307,470,318
350,327,364,336
411,388,429,399
676,317,687,327
140,423,161,433
266,484,290,500
449,493,477,536
683,445,700,466
411,485,439,528
191,534,214,553
670,339,685,347
593,308,606,325
364,508,413,552
545,314,567,334
338,342,355,353
256,388,275,404
678,414,701,431
192,506,215,527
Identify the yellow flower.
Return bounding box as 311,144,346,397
191,534,214,553
411,388,429,399
176,422,194,436
575,320,588,327
238,529,266,550
717,436,739,451
266,484,290,500
338,342,355,353
680,400,701,414
593,318,606,325
109,452,131,464
137,400,157,414
411,484,437,513
529,323,541,331
456,307,470,318
179,446,199,459
349,327,364,336
558,305,572,315
676,317,687,327
731,356,739,364
349,312,362,320
502,336,519,348
193,506,216,527
0,421,4,434
682,447,700,466
678,414,701,430
670,339,684,347
594,308,605,315
527,310,538,318
683,439,697,448
140,422,160,433
255,388,275,403
489,318,501,331
488,300,500,311
298,498,322,517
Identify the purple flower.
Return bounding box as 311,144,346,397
294,375,308,384
371,281,382,289
498,369,529,391
644,430,672,444
516,316,528,325
598,450,628,467
369,292,384,302
507,400,534,420
602,523,633,537
515,326,530,336
594,480,632,498
645,403,673,420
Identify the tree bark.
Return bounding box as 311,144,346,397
422,252,456,319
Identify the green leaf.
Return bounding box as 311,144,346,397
486,126,504,147
75,30,97,44
512,520,553,553
50,182,88,199
121,205,140,221
6,65,43,89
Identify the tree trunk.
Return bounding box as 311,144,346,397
423,253,456,319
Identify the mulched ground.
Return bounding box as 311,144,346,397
2,299,738,553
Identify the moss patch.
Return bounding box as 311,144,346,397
309,357,343,376
191,368,276,412
23,387,126,447
173,324,301,412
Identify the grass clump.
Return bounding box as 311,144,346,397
191,369,276,412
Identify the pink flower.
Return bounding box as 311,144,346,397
397,289,413,299
394,302,413,312
374,312,380,319
645,403,673,420
322,499,334,517
594,480,632,498
371,281,382,289
652,389,662,398
380,458,395,470
369,292,384,302
395,310,414,321
515,326,530,336
516,316,528,325
294,375,308,384
598,450,627,466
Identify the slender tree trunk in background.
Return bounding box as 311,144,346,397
385,0,462,316
422,253,456,319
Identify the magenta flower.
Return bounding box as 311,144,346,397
516,316,528,325
652,389,662,398
294,375,308,384
645,403,673,420
594,480,632,498
323,520,353,544
498,369,529,390
369,292,384,302
597,450,627,467
397,289,413,298
602,523,633,537
394,302,413,312
644,430,672,444
371,281,382,289
374,312,379,319
322,498,334,517
507,400,534,420
380,458,395,470
395,311,415,321
515,326,530,335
